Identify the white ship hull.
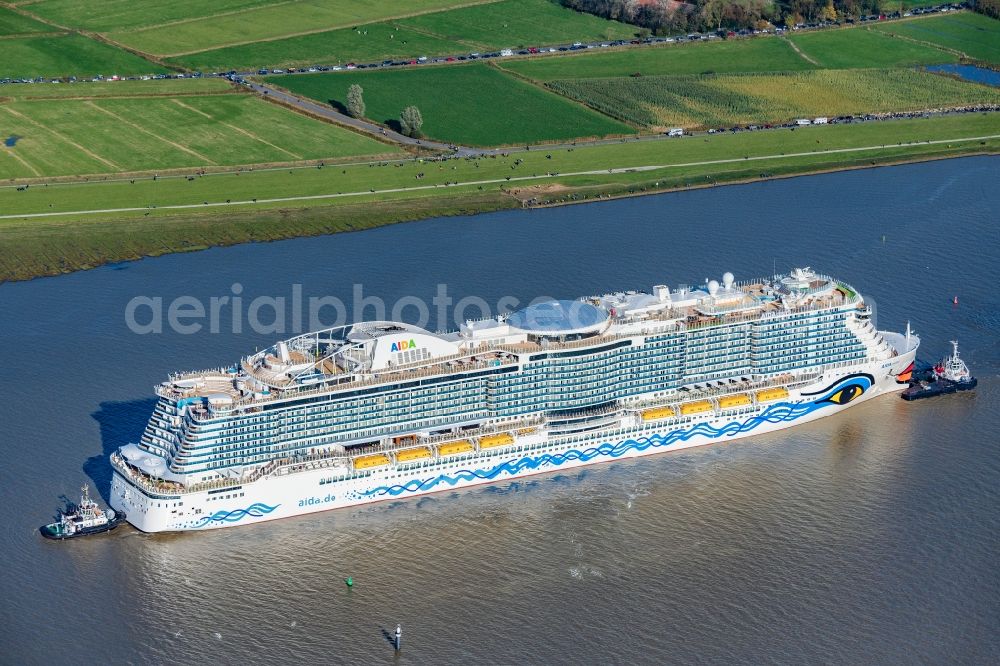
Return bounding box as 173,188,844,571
111,352,914,533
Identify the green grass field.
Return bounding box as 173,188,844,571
267,63,632,145
0,33,168,79
169,0,638,72
499,38,814,81
0,92,397,178
14,0,274,32
789,26,959,68
3,112,996,216
874,12,1000,63
399,0,635,47
105,0,494,57
1,113,996,281
0,6,52,35
548,69,1000,129
881,0,942,11
170,24,465,73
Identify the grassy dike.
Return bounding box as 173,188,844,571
1,112,998,282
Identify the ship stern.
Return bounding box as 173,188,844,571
110,469,174,533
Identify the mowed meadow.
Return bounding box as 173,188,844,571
787,27,961,68
269,63,632,145
5,0,640,77
0,6,50,34
10,0,276,31
499,38,814,80
109,1,485,57
0,87,397,179
169,0,638,72
874,11,1000,63
547,69,1000,129
24,0,484,54
0,33,168,79
501,23,963,84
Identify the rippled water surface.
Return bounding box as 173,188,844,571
1,157,998,665
926,64,1000,87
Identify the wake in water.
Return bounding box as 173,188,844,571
569,565,605,580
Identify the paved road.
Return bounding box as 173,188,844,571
5,133,997,220
247,81,460,153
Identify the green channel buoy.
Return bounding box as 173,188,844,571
345,576,353,587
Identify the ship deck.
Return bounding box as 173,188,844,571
158,274,861,413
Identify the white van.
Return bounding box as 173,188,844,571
813,117,829,125
667,128,684,137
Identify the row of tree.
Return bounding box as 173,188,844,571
346,84,423,137
559,0,889,34
973,0,999,18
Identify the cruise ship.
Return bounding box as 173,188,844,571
110,268,918,532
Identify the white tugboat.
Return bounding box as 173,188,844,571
40,485,126,540
902,340,977,401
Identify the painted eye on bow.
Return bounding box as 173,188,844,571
825,383,863,405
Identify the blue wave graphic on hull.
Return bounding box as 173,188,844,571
192,502,279,528
359,377,871,500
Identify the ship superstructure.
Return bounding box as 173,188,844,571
111,268,918,532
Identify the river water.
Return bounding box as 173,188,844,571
926,64,1000,87
1,157,998,665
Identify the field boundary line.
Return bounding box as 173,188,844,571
0,1,175,71
488,61,644,132
156,0,505,58
781,36,820,66
0,30,66,40
8,90,241,103
3,133,997,220
0,105,124,170
1,146,42,177
108,0,298,35
81,29,176,70
871,24,968,59
1,1,72,31
170,98,303,160
85,101,218,165
395,22,487,50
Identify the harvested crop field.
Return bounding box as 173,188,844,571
0,92,397,178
